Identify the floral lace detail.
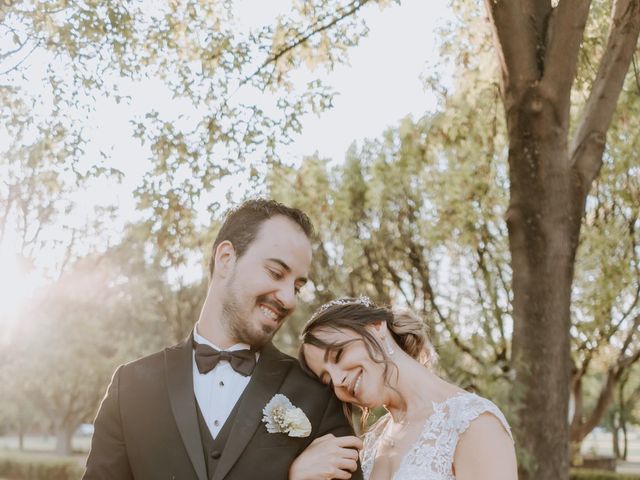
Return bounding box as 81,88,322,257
360,392,512,480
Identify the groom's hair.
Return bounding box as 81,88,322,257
208,198,314,279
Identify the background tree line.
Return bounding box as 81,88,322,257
1,1,639,478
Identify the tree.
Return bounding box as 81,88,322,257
267,109,517,401
481,1,640,477
268,76,640,470
606,365,640,460
5,1,640,476
569,114,640,461
0,346,44,451
2,0,391,270
123,5,640,472
1,0,126,270
4,224,176,455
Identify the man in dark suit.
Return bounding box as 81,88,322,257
84,199,362,480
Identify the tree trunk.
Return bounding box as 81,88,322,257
54,420,74,456
570,366,622,459
483,2,640,477
621,417,628,461
570,374,585,465
507,86,577,479
613,412,621,459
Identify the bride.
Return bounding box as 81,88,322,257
298,297,517,480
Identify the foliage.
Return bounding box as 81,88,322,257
1,223,178,454
568,49,640,451
570,470,640,480
267,110,515,407
1,0,399,269
0,453,83,480
268,0,640,459
1,0,126,271
2,0,640,476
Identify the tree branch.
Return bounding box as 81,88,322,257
404,239,486,366
381,254,412,306
632,53,640,92
0,40,41,76
240,0,373,88
618,315,640,357
55,237,72,276
542,0,592,103
571,0,640,189
0,36,27,62
0,183,16,244
483,0,541,100
474,246,502,357
579,343,640,439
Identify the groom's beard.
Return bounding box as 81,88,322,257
221,274,276,349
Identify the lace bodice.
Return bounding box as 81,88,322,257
360,392,512,480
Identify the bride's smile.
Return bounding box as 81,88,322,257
302,326,392,408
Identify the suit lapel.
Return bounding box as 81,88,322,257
212,343,293,480
165,334,208,480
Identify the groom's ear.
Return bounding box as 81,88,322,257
214,240,236,278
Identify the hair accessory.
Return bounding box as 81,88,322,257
316,295,374,314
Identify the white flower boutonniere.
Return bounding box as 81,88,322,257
262,394,312,437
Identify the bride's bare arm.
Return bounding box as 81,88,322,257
453,413,518,480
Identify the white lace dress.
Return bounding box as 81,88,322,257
360,392,512,480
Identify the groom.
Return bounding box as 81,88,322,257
84,199,362,480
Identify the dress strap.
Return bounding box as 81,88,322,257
450,393,513,442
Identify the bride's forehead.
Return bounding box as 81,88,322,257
302,343,327,369
312,326,359,342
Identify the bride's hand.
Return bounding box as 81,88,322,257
289,433,363,480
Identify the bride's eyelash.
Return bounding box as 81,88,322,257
334,348,343,362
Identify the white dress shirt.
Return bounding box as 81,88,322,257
192,327,257,439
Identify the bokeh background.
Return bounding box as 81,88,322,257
1,1,639,479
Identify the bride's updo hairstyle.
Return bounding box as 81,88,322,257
299,297,433,426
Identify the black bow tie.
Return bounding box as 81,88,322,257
192,340,256,377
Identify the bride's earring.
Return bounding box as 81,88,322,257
385,337,395,356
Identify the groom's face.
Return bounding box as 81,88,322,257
220,215,312,348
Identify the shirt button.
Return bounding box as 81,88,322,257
214,419,220,427
219,381,224,387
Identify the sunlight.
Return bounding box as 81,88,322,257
0,243,40,324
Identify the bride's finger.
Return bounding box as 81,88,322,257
338,446,360,462
331,467,353,480
333,435,363,450
336,457,358,472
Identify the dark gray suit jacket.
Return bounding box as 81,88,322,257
84,337,362,480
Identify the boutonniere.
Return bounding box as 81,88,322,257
262,394,312,437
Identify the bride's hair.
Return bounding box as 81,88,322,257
298,297,434,428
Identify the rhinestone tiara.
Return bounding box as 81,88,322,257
316,295,374,315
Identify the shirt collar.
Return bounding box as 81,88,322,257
193,323,252,352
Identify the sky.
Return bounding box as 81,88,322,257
84,0,451,225
0,0,453,321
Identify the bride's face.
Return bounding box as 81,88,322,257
302,327,390,408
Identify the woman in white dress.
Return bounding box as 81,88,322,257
299,297,518,480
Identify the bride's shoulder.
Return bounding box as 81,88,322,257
451,394,518,477
446,392,513,441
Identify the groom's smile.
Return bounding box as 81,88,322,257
257,296,289,323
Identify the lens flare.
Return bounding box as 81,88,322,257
0,245,40,324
